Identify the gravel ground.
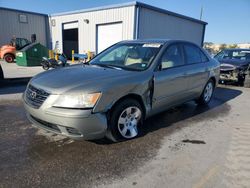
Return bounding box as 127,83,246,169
0,83,249,188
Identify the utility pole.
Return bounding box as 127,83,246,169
200,5,203,20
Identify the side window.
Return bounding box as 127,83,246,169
160,44,184,69
15,38,22,49
21,39,28,47
200,50,209,62
184,44,202,64
215,50,230,60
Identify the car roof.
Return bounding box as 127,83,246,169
224,48,250,51
118,39,197,45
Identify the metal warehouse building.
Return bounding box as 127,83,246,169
0,7,50,47
50,1,207,57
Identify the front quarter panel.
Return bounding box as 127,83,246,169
92,71,153,115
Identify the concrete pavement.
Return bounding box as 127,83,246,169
0,84,249,188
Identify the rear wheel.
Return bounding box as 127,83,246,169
196,79,214,105
4,54,15,63
42,64,49,70
106,99,144,142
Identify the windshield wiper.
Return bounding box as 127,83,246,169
93,64,122,70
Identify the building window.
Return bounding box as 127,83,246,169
19,14,28,23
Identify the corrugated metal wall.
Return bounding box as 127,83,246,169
138,7,204,46
50,6,135,54
0,9,48,47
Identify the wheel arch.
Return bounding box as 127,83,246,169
3,53,15,58
209,76,216,87
107,93,147,120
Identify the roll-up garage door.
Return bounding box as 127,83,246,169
97,22,122,53
62,22,79,59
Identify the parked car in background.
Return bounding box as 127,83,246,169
0,37,30,63
214,48,250,87
23,39,220,142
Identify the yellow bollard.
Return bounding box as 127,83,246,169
55,49,58,60
72,50,74,63
51,51,54,59
87,51,91,62
49,50,53,59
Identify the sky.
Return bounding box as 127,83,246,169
0,0,249,44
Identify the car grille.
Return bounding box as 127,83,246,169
30,115,82,136
25,84,50,108
30,115,61,133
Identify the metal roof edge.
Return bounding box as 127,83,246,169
50,1,207,25
1,2,207,25
50,1,138,17
135,1,207,25
0,7,48,17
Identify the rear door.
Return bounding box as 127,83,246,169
182,43,210,98
152,43,190,113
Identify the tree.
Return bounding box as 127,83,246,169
219,43,227,51
229,44,238,48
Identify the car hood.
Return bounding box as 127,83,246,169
0,45,15,51
31,65,134,94
219,59,250,68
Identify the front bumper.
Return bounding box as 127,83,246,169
219,68,242,82
23,95,108,140
220,72,239,82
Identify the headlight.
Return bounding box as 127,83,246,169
53,93,101,109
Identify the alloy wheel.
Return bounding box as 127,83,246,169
117,106,142,139
204,82,213,102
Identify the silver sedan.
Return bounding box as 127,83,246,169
23,39,220,142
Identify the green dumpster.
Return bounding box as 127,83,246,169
16,42,49,66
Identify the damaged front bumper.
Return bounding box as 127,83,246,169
220,64,249,83
220,70,240,82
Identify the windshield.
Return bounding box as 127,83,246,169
215,50,250,61
90,43,162,71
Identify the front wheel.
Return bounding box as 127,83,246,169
106,99,144,142
4,54,15,63
196,79,214,105
238,75,245,87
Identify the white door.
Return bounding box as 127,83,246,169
97,22,122,53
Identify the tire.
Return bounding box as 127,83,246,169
106,99,144,142
196,79,215,105
238,75,245,87
244,73,250,88
0,65,4,81
42,64,49,70
4,54,15,63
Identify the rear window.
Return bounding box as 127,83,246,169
184,44,208,64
